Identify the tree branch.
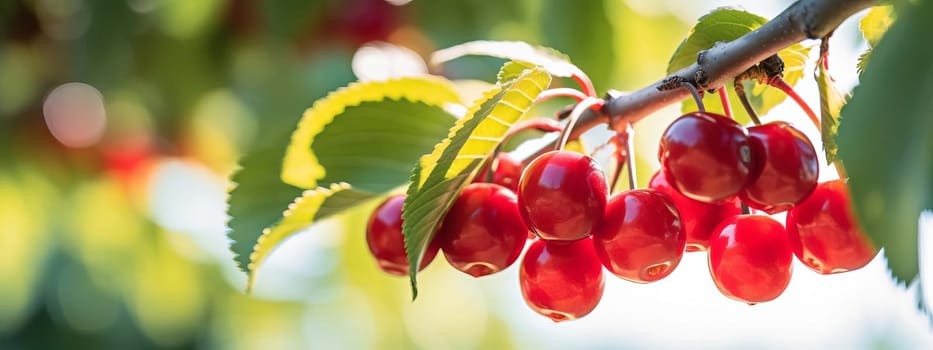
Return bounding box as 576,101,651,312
531,0,873,160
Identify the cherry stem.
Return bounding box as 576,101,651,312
536,88,588,103
489,118,565,180
769,76,820,132
741,202,751,215
624,124,637,191
505,118,565,139
571,69,598,98
680,82,705,112
556,97,604,151
734,81,763,125
717,87,733,119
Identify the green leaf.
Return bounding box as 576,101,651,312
244,183,375,292
497,60,537,83
282,77,461,189
431,40,581,79
403,67,551,299
227,138,305,273
668,8,810,124
229,77,460,280
837,0,933,284
539,0,615,91
815,61,846,164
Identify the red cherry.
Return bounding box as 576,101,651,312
708,215,793,304
520,238,604,322
786,180,878,274
648,171,741,252
473,152,523,192
518,150,608,241
436,183,528,277
658,111,752,202
366,195,438,276
740,122,819,214
592,189,685,283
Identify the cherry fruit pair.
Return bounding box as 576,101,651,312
658,111,819,213
365,182,527,278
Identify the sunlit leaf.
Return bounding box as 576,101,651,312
497,60,537,83
403,67,551,299
230,77,459,275
860,5,895,47
815,61,846,164
245,183,375,291
837,0,933,284
856,5,896,77
668,8,811,124
282,77,460,189
431,40,580,79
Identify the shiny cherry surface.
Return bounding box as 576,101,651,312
786,179,878,274
658,111,751,203
518,151,608,241
520,238,604,322
474,152,523,192
741,122,819,214
708,215,793,304
648,171,740,252
437,183,528,277
593,190,685,283
366,195,438,275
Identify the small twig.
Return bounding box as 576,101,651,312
734,81,762,125
769,76,820,131
680,82,705,112
556,97,604,151
536,88,588,103
567,67,597,98
624,124,637,191
718,87,733,118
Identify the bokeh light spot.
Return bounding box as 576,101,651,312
43,82,107,148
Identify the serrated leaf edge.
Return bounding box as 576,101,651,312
245,182,351,293
282,76,462,189
401,67,551,299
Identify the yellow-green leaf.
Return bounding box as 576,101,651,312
282,77,461,189
857,5,896,77
861,5,895,47
497,60,537,83
815,60,846,164
245,182,374,292
403,67,551,299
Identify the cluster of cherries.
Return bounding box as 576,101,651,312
365,110,877,322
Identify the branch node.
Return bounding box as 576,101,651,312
658,75,687,91
695,69,710,88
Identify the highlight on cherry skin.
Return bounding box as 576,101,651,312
786,179,879,274
658,111,752,203
592,189,686,283
366,194,438,275
708,215,793,305
648,170,741,252
436,183,528,277
518,150,609,241
520,237,605,322
740,121,819,214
